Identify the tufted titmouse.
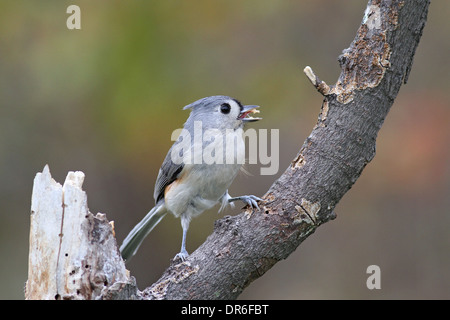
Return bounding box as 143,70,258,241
120,95,262,261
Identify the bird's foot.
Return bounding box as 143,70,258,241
174,249,189,262
228,195,262,210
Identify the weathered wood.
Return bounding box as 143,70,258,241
26,165,64,299
26,165,133,300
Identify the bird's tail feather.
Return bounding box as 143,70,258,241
120,204,167,262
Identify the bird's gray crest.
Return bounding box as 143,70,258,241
182,95,236,110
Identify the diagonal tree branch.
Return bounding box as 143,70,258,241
139,0,430,300
26,0,430,300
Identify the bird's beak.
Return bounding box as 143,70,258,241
238,105,262,122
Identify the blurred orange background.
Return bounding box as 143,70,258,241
0,1,448,299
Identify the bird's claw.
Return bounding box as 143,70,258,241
174,249,189,262
229,195,262,210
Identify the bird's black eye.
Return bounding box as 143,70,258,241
220,103,231,114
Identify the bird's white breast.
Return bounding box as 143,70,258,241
165,129,245,218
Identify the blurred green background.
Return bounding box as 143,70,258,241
1,1,449,299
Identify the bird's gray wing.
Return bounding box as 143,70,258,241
153,147,184,204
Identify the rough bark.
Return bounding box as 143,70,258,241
141,0,430,300
26,0,430,300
